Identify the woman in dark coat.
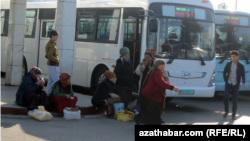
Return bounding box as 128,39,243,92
135,60,179,125
91,70,121,118
15,67,49,110
114,47,134,110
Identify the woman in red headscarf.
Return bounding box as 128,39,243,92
49,72,78,113
15,67,49,110
91,70,121,118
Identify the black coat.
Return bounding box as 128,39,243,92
91,78,115,107
114,58,134,87
223,61,245,85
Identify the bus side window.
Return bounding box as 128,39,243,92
75,8,120,43
1,10,9,36
24,10,37,38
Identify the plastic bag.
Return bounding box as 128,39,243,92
113,103,124,118
109,93,119,98
63,107,81,120
127,99,137,111
115,110,134,122
28,106,53,121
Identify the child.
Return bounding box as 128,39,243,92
91,70,121,118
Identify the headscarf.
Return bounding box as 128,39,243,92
59,72,71,87
145,48,155,58
49,72,71,100
104,70,116,79
29,67,42,80
120,47,130,57
148,59,166,76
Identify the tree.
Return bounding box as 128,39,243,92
218,3,228,9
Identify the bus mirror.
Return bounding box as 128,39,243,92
150,19,158,32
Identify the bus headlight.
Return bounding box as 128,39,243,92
208,69,215,87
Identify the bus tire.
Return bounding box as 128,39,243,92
165,97,173,102
92,67,108,95
22,56,27,79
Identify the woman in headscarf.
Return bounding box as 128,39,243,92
92,70,121,118
134,59,179,125
49,72,78,113
135,49,170,124
15,67,49,110
114,47,134,110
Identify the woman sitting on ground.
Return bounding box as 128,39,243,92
15,67,49,110
135,59,179,125
91,70,121,118
49,72,78,113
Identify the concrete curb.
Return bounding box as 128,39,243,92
0,106,105,118
1,114,107,119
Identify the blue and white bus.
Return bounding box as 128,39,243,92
215,10,250,93
1,0,216,100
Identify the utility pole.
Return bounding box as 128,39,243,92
235,0,237,10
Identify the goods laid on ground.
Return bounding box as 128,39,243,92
115,109,134,122
113,103,124,118
63,107,81,120
28,106,53,121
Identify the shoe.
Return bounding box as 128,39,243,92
232,115,236,120
223,113,228,118
161,119,165,124
107,114,114,119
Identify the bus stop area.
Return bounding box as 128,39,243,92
2,74,250,124
1,77,106,118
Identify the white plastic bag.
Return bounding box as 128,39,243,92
127,99,137,111
63,108,81,120
109,93,119,98
28,108,53,121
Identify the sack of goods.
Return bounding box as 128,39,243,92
63,107,81,120
115,109,134,122
113,103,124,119
28,106,53,121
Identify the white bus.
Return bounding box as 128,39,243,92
215,10,250,93
1,0,216,99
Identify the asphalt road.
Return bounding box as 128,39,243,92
2,93,250,141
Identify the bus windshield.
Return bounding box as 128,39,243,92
216,26,250,60
147,18,215,61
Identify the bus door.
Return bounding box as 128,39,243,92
37,9,56,78
122,8,143,93
122,8,143,70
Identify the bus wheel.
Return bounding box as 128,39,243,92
165,97,173,102
93,67,108,94
22,57,27,79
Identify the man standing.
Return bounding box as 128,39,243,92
45,30,60,96
223,50,245,120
